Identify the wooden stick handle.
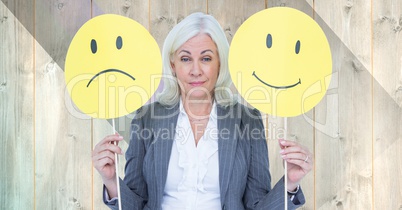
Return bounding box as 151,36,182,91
284,117,288,210
112,119,122,210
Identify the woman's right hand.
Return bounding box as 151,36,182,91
92,134,124,197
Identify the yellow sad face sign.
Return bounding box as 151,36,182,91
65,14,161,119
229,7,332,117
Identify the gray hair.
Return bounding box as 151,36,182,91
156,12,237,107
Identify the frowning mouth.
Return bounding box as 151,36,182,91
87,69,135,87
252,71,301,89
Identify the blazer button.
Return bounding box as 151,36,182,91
222,205,226,210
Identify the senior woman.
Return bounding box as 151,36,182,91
92,12,313,210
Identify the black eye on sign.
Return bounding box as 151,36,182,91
116,36,123,50
91,39,97,54
295,40,301,54
266,34,272,48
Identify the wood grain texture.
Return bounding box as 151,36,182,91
373,0,402,209
372,0,402,108
373,82,402,210
315,0,371,72
208,0,264,44
34,48,93,209
315,1,373,209
150,0,207,49
93,0,149,27
0,1,34,209
34,0,93,209
0,0,34,34
372,0,402,107
312,14,344,209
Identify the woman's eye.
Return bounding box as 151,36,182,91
180,57,190,62
202,57,211,62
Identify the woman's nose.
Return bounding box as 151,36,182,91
190,61,202,76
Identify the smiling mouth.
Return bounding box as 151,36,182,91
252,71,301,89
87,69,135,87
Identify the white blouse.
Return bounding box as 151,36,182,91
161,101,221,210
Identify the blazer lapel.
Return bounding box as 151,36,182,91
151,102,242,206
153,103,180,204
218,103,241,205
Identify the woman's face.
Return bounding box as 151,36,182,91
171,33,220,101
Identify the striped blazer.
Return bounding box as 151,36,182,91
105,102,305,210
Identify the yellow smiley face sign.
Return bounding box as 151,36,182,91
65,14,161,119
229,7,332,117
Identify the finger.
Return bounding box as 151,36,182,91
93,149,119,165
281,152,306,161
94,135,124,150
278,139,286,149
92,144,123,158
280,145,308,156
93,156,115,173
278,140,305,153
285,150,313,165
93,150,117,162
94,133,123,150
280,143,310,154
286,158,313,171
279,139,302,148
93,143,123,157
92,144,119,157
94,155,115,168
93,140,122,155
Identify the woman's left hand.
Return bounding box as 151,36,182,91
279,139,313,191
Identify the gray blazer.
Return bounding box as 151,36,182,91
105,102,305,210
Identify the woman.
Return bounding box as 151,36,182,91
92,12,313,210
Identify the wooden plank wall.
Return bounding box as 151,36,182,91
34,0,92,209
0,0,401,209
0,0,34,208
315,0,373,209
373,0,402,210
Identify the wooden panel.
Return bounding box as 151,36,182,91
266,1,315,209
34,0,88,71
315,0,371,71
93,0,149,27
34,0,93,209
150,0,207,49
312,12,343,209
372,0,402,106
0,0,34,33
314,0,373,209
373,0,402,209
208,0,264,44
0,1,34,209
373,83,402,210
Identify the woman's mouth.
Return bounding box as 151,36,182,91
189,81,205,86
